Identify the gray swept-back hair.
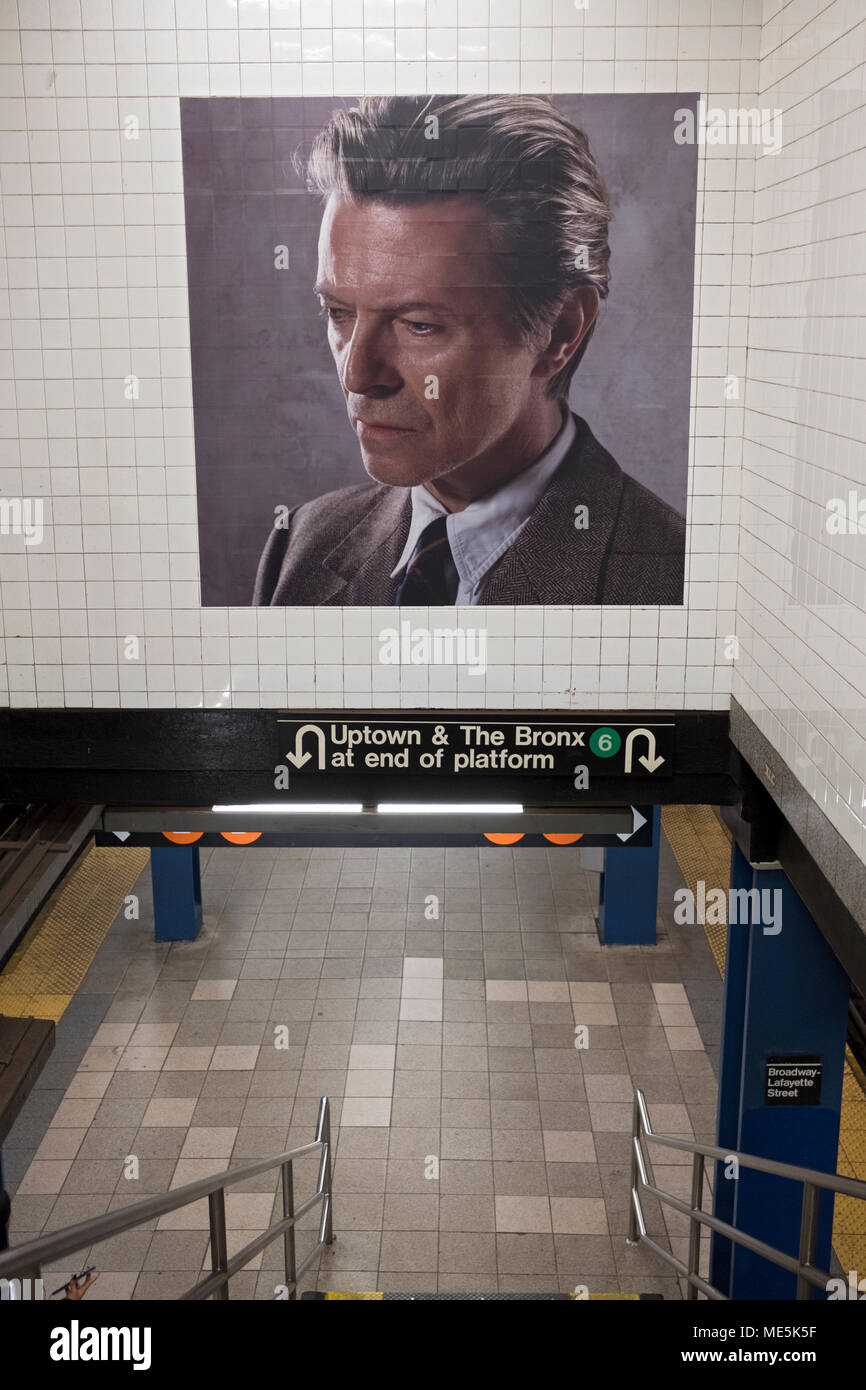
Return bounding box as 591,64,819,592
304,95,611,400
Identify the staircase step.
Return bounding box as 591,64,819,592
302,1291,664,1301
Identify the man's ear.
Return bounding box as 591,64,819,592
531,286,599,383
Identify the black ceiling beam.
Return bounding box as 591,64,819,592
0,708,736,808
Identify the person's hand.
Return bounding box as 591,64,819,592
65,1270,99,1300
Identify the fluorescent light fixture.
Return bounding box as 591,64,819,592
210,802,523,816
211,803,364,814
377,803,523,814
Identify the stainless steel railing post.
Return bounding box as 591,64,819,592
208,1187,230,1300
627,1091,641,1243
687,1151,704,1301
323,1102,334,1245
316,1096,335,1246
796,1181,819,1301
282,1160,297,1300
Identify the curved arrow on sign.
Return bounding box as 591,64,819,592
623,728,665,774
286,723,326,771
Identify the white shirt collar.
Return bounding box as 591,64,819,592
391,410,576,591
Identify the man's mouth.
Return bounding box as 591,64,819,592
353,417,416,440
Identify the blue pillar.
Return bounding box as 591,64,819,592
150,846,202,942
710,845,849,1299
597,805,660,944
0,1151,10,1251
709,839,752,1293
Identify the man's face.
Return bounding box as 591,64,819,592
315,193,550,489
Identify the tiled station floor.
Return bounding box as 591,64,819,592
5,837,723,1298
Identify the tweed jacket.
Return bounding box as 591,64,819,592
252,413,685,606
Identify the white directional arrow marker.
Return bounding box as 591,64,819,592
623,727,665,774
617,806,648,842
113,831,130,841
286,723,327,771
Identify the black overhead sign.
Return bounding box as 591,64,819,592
276,717,674,779
764,1056,823,1106
95,813,654,851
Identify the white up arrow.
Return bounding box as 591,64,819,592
617,806,648,842
286,723,327,771
623,727,665,774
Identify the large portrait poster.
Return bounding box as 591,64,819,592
181,94,697,609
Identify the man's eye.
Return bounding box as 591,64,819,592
403,319,441,335
324,306,350,322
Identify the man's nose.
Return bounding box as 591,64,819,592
340,320,402,396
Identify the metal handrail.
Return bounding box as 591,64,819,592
628,1087,866,1301
0,1095,334,1300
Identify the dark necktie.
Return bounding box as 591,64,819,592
394,514,459,605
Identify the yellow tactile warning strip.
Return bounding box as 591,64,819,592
0,842,149,1023
834,1066,866,1274
661,805,731,976
663,805,866,1283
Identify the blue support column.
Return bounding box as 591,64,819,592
0,1151,10,1251
710,848,849,1299
709,840,752,1293
597,805,660,945
150,846,202,942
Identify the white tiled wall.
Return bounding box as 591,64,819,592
734,0,866,865
0,2,755,712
